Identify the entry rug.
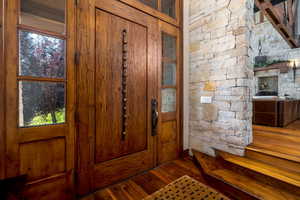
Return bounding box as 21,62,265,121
143,175,230,200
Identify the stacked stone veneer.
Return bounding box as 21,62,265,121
251,18,300,99
188,0,254,156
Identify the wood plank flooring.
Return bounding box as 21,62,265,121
80,158,226,200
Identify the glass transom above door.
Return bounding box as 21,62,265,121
138,0,158,9
137,0,176,19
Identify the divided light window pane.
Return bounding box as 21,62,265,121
19,30,66,78
162,63,176,86
20,0,66,34
161,88,176,113
162,0,176,18
162,33,176,60
19,81,65,127
138,0,158,9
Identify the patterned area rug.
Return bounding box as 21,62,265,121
143,175,230,200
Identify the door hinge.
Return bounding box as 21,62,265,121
75,52,80,66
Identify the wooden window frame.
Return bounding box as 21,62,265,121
158,20,182,164
159,22,180,122
119,0,181,27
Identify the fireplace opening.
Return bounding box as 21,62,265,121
256,76,278,96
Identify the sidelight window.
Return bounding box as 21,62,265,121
18,0,66,127
161,32,177,113
161,0,176,18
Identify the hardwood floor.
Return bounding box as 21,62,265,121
80,158,228,200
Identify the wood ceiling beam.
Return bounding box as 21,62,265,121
255,0,299,48
254,0,288,12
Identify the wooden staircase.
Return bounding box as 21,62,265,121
193,126,300,200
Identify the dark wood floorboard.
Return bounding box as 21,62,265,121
80,158,220,200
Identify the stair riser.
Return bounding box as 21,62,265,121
246,150,300,174
203,173,258,200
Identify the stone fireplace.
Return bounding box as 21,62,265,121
257,76,278,96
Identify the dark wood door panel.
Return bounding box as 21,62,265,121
20,138,66,181
95,10,148,163
22,172,74,200
77,0,158,194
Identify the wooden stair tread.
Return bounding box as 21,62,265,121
253,125,300,137
251,139,300,158
253,130,300,144
222,154,300,188
211,169,300,200
246,145,300,163
246,145,300,174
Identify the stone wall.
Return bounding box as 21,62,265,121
250,18,300,61
188,0,254,156
250,17,300,99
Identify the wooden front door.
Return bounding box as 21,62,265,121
76,0,158,195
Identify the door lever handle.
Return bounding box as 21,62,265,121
151,99,158,136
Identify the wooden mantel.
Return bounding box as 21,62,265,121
255,0,299,48
254,61,291,73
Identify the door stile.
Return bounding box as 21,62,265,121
66,0,77,194
5,0,19,178
0,0,5,180
76,0,96,195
